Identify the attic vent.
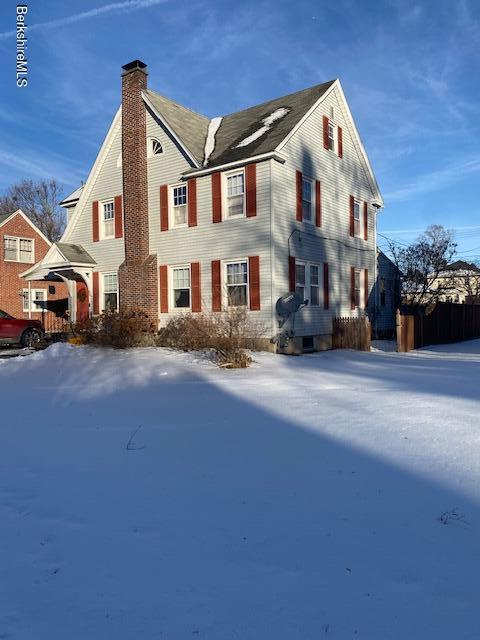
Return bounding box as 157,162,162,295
330,106,335,120
148,137,163,157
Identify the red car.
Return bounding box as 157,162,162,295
0,309,44,347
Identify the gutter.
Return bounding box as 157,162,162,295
183,151,288,178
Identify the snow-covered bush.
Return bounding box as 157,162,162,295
74,308,157,348
157,308,262,367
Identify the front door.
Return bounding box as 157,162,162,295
76,281,89,322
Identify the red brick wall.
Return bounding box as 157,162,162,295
0,213,68,319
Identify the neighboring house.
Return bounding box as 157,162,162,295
25,59,383,352
367,250,401,339
0,209,67,324
432,260,480,304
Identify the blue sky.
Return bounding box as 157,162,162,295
0,0,479,257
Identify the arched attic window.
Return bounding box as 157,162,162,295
147,137,163,157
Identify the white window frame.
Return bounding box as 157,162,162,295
170,183,188,228
101,272,119,312
147,137,163,158
301,176,315,224
3,235,35,263
354,268,362,308
328,121,336,152
224,258,249,308
170,264,191,310
353,199,361,237
224,169,246,219
101,200,115,240
22,288,47,313
295,261,322,306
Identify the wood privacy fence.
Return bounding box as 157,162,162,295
332,316,371,351
397,303,480,352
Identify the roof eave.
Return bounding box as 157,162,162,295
183,150,288,178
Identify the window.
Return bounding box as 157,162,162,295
226,171,245,218
380,277,386,306
103,273,118,311
328,122,335,151
22,288,47,313
310,265,320,306
353,200,361,237
226,260,248,306
295,262,306,301
172,266,190,308
172,184,187,227
148,137,163,157
102,201,115,239
302,178,313,223
354,269,361,307
3,236,34,263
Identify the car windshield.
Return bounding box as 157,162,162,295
0,310,13,319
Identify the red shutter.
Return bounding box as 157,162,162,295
289,255,296,292
350,266,356,310
212,172,222,223
188,178,197,227
92,201,99,242
323,262,329,309
323,115,329,149
211,260,221,311
349,195,355,237
92,272,99,314
246,164,257,217
315,180,322,227
363,201,368,240
364,268,369,309
191,262,201,312
160,185,169,232
296,170,303,222
248,256,260,310
114,195,123,238
159,265,168,313
337,126,343,158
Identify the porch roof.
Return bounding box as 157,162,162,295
20,242,96,281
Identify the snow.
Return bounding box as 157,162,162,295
235,107,290,148
1,340,480,639
203,116,222,166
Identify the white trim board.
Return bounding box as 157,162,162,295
0,209,52,247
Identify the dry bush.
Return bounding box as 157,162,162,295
74,308,157,349
157,307,263,367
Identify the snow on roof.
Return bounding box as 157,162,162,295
234,107,290,148
203,117,223,167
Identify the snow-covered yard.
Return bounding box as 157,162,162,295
1,341,480,639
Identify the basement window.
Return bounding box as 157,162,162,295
302,336,314,352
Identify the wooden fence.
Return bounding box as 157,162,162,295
40,311,70,335
332,316,371,351
397,303,480,352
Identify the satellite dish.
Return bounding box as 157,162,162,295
276,292,308,318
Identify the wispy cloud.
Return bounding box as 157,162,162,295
0,0,168,39
385,158,480,203
0,148,86,188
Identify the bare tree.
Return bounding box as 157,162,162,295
387,225,457,311
0,179,66,242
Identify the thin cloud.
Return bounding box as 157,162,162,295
385,158,480,203
0,0,168,39
0,148,85,188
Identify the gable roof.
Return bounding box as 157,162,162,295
0,209,52,246
56,242,95,264
60,185,84,207
445,260,480,273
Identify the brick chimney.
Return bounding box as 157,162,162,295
118,60,158,320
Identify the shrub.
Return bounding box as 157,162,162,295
157,307,263,368
74,308,157,349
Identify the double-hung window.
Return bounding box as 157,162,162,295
22,288,47,313
296,262,321,306
354,269,361,307
103,273,118,311
172,184,188,227
353,200,361,237
102,201,115,239
328,122,336,151
302,178,313,223
172,266,191,308
226,171,245,218
226,260,248,306
4,236,34,263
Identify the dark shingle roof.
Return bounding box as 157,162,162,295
145,89,209,165
445,260,480,273
145,80,335,169
57,243,96,264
